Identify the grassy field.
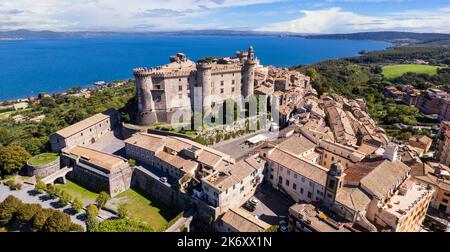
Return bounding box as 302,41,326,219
27,153,59,166
55,180,99,204
112,188,179,231
0,111,13,120
382,64,441,79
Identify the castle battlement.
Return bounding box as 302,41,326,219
151,70,195,78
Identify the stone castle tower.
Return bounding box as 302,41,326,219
133,68,157,125
242,46,256,98
196,62,213,115
133,46,257,125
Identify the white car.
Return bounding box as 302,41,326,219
160,177,168,183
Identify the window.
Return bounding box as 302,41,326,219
220,88,224,94
293,183,297,190
81,133,83,136
444,192,450,197
328,180,336,190
287,170,290,176
286,180,290,186
327,193,333,199
179,85,182,91
301,177,305,182
270,174,274,180
331,157,335,161
443,198,449,204
156,85,161,89
294,174,298,179
309,181,314,187
232,87,235,92
232,80,235,85
278,177,283,184
221,81,224,86
307,192,312,198
300,188,304,194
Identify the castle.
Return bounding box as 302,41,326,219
133,47,259,125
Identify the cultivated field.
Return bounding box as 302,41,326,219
382,64,440,79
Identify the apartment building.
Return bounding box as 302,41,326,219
200,154,266,217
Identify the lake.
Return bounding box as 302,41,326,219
0,35,390,100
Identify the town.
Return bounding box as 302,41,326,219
1,47,449,233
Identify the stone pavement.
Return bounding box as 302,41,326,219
0,183,89,229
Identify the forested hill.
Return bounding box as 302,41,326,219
305,32,450,45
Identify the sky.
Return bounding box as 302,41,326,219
0,0,450,34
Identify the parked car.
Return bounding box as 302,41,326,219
160,177,168,183
279,225,288,232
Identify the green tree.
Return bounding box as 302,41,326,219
35,178,47,193
15,203,42,224
95,191,111,209
305,67,318,81
46,184,57,198
32,208,54,231
0,195,23,225
266,225,279,232
58,191,72,207
72,198,83,213
42,211,72,232
117,204,130,219
0,145,31,175
86,204,99,231
128,159,136,168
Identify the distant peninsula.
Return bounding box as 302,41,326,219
1,29,450,46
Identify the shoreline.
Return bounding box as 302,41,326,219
0,37,391,103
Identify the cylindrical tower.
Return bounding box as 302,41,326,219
242,46,256,98
196,62,213,115
133,68,157,125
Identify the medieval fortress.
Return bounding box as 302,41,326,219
133,47,309,125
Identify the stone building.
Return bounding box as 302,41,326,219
216,208,271,232
50,109,120,152
199,154,266,217
416,89,449,119
435,121,450,166
133,47,259,125
415,162,450,215
288,203,355,232
61,146,132,197
124,132,233,182
408,135,433,155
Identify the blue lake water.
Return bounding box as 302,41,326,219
0,35,390,100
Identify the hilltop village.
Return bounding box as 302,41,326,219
1,47,449,232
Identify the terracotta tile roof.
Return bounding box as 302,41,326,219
360,160,410,199
66,146,126,171
221,208,271,232
206,155,265,191
268,148,327,186
55,113,110,138
277,135,317,156
124,133,165,152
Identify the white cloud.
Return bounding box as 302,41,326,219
0,0,280,31
260,6,450,34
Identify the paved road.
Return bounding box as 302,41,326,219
212,129,279,159
0,183,87,229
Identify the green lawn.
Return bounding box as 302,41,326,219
112,188,180,231
382,64,441,79
55,180,99,204
27,153,59,166
0,111,13,120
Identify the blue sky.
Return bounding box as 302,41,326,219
1,0,449,33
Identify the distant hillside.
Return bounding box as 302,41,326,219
0,29,294,40
305,31,450,46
